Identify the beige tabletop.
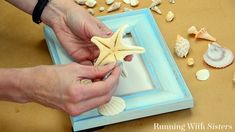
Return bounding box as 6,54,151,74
0,0,235,132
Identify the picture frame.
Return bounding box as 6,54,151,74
43,8,193,132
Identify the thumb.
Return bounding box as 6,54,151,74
79,63,116,79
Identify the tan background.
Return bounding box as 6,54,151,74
0,0,235,132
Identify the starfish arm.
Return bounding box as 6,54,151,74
115,45,145,61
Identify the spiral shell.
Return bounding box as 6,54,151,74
98,96,126,116
175,35,190,58
203,42,234,68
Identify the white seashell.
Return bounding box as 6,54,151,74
99,7,105,12
169,0,175,4
123,7,133,12
166,11,175,22
188,26,198,35
152,0,161,5
175,34,190,58
98,96,126,116
195,28,216,41
87,8,95,15
187,58,195,66
85,0,97,8
150,6,162,15
107,2,121,12
130,0,139,7
74,0,87,5
203,42,234,68
233,72,235,84
196,69,210,81
123,0,130,4
106,0,115,5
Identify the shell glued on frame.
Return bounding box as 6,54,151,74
107,2,121,12
196,69,210,81
203,42,234,68
166,11,175,22
74,0,87,5
187,26,216,41
106,0,115,5
98,96,126,116
175,34,190,58
85,0,96,8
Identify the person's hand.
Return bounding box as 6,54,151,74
22,63,121,115
42,0,132,65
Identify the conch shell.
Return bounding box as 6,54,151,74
166,11,175,22
175,34,190,58
203,42,234,68
150,5,162,15
107,2,121,12
188,26,216,41
85,0,96,7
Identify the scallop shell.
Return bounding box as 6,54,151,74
130,0,139,7
106,0,114,5
107,2,121,12
175,34,190,58
169,0,175,4
150,6,162,15
195,28,216,41
87,8,95,15
74,0,87,5
99,7,105,12
85,0,97,8
187,58,195,66
166,11,175,22
196,69,210,81
98,96,126,116
123,0,130,4
152,0,161,5
188,26,198,35
203,42,234,68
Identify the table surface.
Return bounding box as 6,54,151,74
1,0,235,132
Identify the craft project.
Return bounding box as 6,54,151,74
196,69,210,81
175,34,190,58
203,42,234,68
188,26,216,41
107,2,121,12
44,9,193,131
166,11,174,22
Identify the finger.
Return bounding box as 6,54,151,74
71,46,99,63
79,60,93,65
124,55,133,61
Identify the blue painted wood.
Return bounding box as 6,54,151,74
43,8,194,132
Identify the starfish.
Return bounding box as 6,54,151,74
91,25,145,66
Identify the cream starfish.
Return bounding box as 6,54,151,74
91,25,145,66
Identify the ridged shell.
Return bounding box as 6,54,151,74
175,35,190,58
195,28,216,41
203,42,234,68
196,69,210,81
98,96,126,116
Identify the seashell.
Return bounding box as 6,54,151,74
150,6,162,15
87,8,95,15
188,26,198,35
175,34,190,58
123,7,133,12
203,42,234,68
85,0,97,8
166,11,175,22
80,79,92,85
98,96,126,116
169,0,175,4
107,2,121,12
99,7,105,12
130,0,139,7
106,0,115,5
233,72,235,84
196,69,210,81
123,0,130,4
152,0,161,5
187,58,195,66
195,28,216,41
74,0,87,5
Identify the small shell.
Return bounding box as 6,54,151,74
87,8,95,15
98,96,126,116
150,6,162,15
123,0,130,4
203,42,234,68
85,0,97,8
196,69,210,81
106,0,114,5
99,7,105,12
74,0,87,5
188,26,198,35
123,7,133,12
80,79,92,85
166,11,175,22
187,58,195,66
233,72,235,84
175,34,190,58
152,0,161,5
107,2,121,12
130,0,139,7
169,0,175,4
195,28,216,41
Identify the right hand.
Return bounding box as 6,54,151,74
24,63,121,116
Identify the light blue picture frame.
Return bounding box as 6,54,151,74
43,8,193,132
